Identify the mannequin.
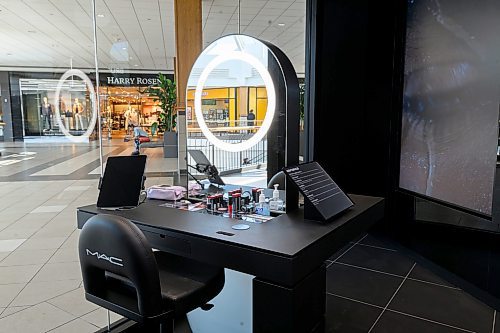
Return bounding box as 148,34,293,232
58,98,71,130
40,96,53,131
129,108,139,127
73,98,85,130
124,106,132,132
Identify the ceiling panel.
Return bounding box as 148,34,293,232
0,0,305,74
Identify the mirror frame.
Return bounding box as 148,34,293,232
186,34,299,211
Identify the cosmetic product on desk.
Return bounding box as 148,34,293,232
232,193,241,213
269,184,284,211
206,195,216,214
228,195,233,217
255,191,270,216
252,188,260,203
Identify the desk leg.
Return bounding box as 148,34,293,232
253,264,326,333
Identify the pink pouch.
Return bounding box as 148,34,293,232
147,185,186,201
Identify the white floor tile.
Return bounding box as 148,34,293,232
0,249,57,267
0,239,26,252
80,308,122,329
31,262,81,282
47,287,97,317
11,279,80,306
0,302,74,333
0,306,30,319
47,247,79,263
0,284,25,307
48,318,98,333
16,237,67,251
63,186,91,192
0,229,38,241
30,205,67,214
0,265,42,284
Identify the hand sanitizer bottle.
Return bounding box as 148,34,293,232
255,190,270,216
269,184,284,211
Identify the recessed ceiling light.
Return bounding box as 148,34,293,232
27,30,37,33
122,47,127,50
146,18,151,21
278,23,285,27
97,14,105,18
134,64,139,67
6,53,12,56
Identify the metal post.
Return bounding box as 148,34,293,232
91,0,104,176
238,0,241,34
106,309,111,331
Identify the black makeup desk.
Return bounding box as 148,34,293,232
77,194,384,333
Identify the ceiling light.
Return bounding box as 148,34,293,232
278,23,285,27
27,30,36,33
97,14,105,18
134,64,139,67
6,53,12,56
122,47,127,50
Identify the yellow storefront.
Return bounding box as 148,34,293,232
186,86,268,131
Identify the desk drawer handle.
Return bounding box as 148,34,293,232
216,231,234,236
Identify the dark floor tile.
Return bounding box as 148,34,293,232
372,310,466,333
337,244,415,276
329,242,355,261
325,294,382,332
408,264,456,288
388,279,494,333
327,263,403,307
358,234,398,251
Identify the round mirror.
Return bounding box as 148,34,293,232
54,69,98,142
187,35,276,153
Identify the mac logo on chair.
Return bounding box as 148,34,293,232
86,249,123,267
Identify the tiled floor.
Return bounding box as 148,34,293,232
325,234,496,332
0,141,498,332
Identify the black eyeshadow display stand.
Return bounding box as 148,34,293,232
283,161,354,222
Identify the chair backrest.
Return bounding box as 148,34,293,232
78,214,162,317
267,171,286,190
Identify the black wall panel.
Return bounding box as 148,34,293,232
309,0,398,198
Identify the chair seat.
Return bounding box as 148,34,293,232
155,252,225,315
138,136,151,143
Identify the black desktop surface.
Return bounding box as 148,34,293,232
78,194,383,286
79,195,381,257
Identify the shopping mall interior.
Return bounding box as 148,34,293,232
0,0,500,332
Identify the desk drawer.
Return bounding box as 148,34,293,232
143,230,191,255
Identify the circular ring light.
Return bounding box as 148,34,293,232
194,51,276,152
54,69,98,143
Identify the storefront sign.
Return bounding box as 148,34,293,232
100,73,174,87
106,76,158,86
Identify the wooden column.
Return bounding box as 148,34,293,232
174,0,202,171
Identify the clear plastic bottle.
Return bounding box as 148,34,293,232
255,190,270,216
269,184,284,211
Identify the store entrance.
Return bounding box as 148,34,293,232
100,86,159,139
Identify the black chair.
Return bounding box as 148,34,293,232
78,214,225,332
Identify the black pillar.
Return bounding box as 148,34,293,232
9,73,24,140
307,0,399,198
0,72,13,141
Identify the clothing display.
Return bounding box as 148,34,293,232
73,99,85,130
40,98,53,130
